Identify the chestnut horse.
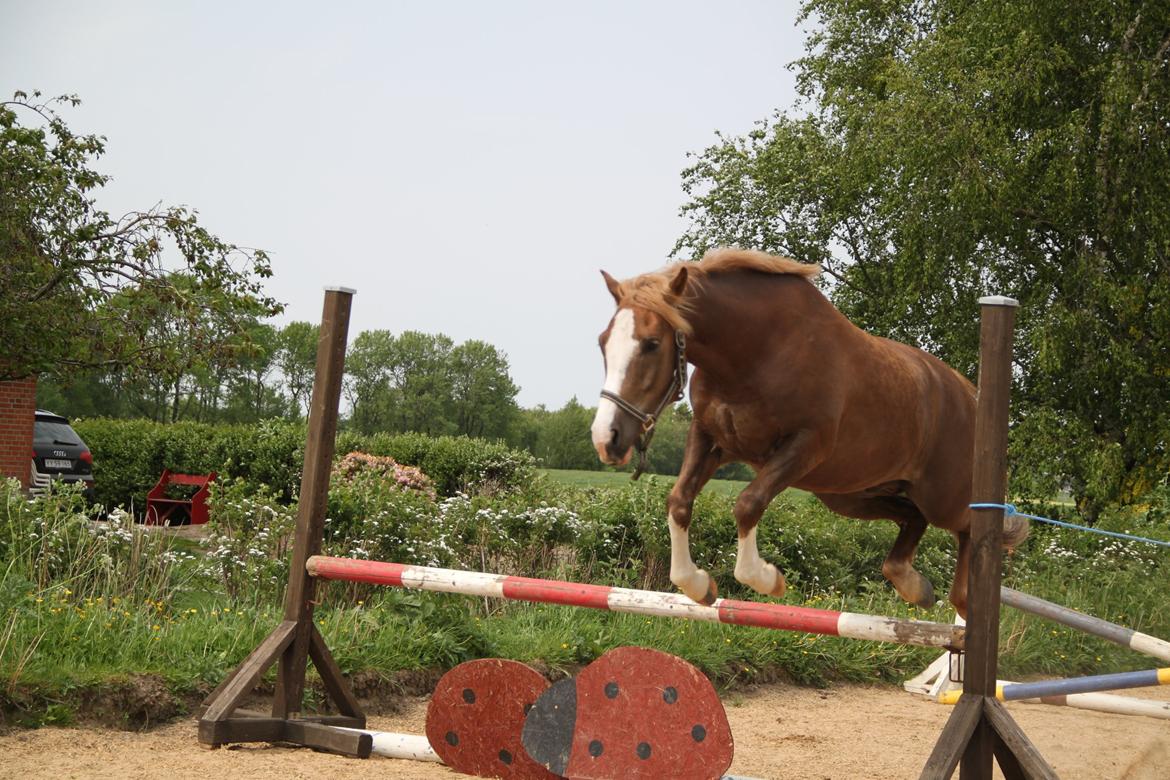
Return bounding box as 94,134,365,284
590,248,1027,617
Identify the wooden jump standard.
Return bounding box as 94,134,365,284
198,288,372,757
919,297,1056,780
305,557,966,650
199,289,1056,779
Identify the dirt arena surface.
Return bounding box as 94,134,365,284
2,682,1167,779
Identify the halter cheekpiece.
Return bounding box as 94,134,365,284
599,330,688,479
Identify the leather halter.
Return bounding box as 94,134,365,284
599,330,688,480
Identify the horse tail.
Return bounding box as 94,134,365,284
1002,513,1030,550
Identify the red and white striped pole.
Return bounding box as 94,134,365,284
306,556,965,651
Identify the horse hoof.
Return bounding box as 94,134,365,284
912,576,936,609
698,573,719,606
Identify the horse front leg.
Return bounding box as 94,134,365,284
734,429,827,599
666,424,725,605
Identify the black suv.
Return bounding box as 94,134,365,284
30,410,94,498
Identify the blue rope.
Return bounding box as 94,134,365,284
970,503,1170,549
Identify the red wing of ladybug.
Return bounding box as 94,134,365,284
522,646,733,780
425,658,563,779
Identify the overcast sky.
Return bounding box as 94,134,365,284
3,1,804,408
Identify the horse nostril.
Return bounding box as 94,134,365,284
609,428,620,447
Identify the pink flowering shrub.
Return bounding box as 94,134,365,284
332,452,436,499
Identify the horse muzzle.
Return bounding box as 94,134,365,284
593,429,634,467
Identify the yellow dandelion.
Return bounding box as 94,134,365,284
152,624,161,631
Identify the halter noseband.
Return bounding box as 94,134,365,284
599,330,688,480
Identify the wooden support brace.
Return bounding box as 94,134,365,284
983,698,1058,780
920,694,982,779
200,620,297,725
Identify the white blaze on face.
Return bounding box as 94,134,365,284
591,308,638,459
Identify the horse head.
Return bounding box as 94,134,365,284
591,267,688,468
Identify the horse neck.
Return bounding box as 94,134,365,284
684,272,819,380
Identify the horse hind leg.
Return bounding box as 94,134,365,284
950,530,970,618
816,493,936,609
882,510,936,609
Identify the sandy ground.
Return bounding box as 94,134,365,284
2,683,1167,780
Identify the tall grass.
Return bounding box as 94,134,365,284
2,469,1168,727
0,480,200,607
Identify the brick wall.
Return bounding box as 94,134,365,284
0,378,37,490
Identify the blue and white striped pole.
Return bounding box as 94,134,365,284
941,667,1170,703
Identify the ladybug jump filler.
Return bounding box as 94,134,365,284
523,647,733,780
416,650,735,780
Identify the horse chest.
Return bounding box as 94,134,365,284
697,400,775,461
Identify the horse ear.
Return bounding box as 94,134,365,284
669,265,689,296
600,270,622,304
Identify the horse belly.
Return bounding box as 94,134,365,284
800,451,917,493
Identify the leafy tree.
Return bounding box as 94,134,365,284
345,329,399,432
35,371,134,418
100,274,270,423
276,321,319,417
449,340,519,439
345,331,519,439
221,321,285,422
675,1,1170,513
390,331,455,435
531,398,600,470
0,91,280,382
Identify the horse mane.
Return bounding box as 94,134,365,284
613,248,821,335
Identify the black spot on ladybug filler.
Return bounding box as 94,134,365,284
522,647,733,780
425,659,562,780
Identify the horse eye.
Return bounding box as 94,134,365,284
643,339,660,353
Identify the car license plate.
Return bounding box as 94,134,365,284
45,459,72,469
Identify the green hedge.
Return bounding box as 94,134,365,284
73,419,537,512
